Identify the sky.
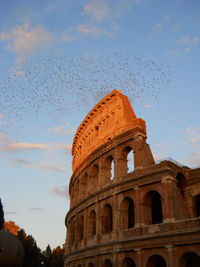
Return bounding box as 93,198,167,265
0,0,200,250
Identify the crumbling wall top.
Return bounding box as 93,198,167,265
72,89,146,172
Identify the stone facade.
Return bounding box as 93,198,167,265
64,89,200,267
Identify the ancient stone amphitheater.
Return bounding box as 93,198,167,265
64,90,200,267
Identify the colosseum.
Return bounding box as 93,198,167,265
64,89,200,267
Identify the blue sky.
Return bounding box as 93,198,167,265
0,0,200,250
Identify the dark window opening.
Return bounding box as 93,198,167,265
146,255,166,267
128,199,134,228
151,192,163,224
123,257,136,267
104,259,112,267
196,195,200,217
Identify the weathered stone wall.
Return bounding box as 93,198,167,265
65,90,200,267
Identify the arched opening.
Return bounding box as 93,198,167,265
102,204,113,234
196,194,200,217
127,148,134,173
68,219,75,246
88,263,95,267
144,191,163,225
120,198,135,229
88,210,96,238
176,172,186,197
77,215,84,242
122,146,134,175
80,173,88,200
123,257,136,267
103,259,112,267
105,156,114,182
74,180,79,204
91,165,99,192
151,191,163,224
146,254,166,267
179,252,200,267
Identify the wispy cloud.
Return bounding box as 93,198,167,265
0,139,46,152
153,143,170,161
53,125,75,135
179,126,200,167
0,114,5,126
0,132,71,152
176,35,200,45
5,211,18,215
84,0,110,22
0,23,53,59
144,104,152,109
185,126,200,146
49,185,69,199
176,35,200,53
77,23,119,38
28,207,43,211
9,157,68,173
154,23,162,33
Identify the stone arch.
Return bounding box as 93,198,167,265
90,164,99,192
104,155,114,182
176,172,186,197
68,218,75,246
103,259,112,267
74,179,79,205
77,215,84,242
144,190,163,225
120,197,135,229
122,146,134,174
123,257,136,267
80,173,88,200
101,204,113,234
88,263,95,267
195,194,200,217
88,210,96,238
179,252,200,267
146,254,167,267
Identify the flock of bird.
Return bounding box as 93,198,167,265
0,53,172,137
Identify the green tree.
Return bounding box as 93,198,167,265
18,229,45,267
49,245,64,267
0,198,5,230
43,244,52,267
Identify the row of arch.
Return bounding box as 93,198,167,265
68,190,163,246
71,252,200,267
71,146,134,205
68,189,200,246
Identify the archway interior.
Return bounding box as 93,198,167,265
123,257,136,267
102,204,113,233
151,192,163,224
146,254,166,267
179,252,200,267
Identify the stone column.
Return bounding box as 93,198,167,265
83,209,87,247
134,187,145,229
96,201,101,243
161,176,176,223
99,158,105,187
135,248,143,267
113,193,119,240
165,245,174,267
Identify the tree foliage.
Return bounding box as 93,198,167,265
43,245,64,267
18,229,45,266
17,229,64,267
0,198,5,230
